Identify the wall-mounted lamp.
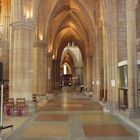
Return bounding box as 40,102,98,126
48,49,51,53
39,34,43,41
30,10,33,18
24,9,33,20
25,11,30,19
52,54,55,59
63,64,67,75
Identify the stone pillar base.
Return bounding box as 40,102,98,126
28,101,37,115
125,108,140,119
103,101,119,112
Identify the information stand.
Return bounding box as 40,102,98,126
0,80,13,132
118,87,128,110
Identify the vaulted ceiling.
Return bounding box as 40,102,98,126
37,0,101,60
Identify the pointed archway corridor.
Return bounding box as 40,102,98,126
3,88,139,140
1,0,140,139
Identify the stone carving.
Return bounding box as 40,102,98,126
127,0,138,10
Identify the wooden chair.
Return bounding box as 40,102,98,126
16,98,28,116
6,98,15,116
32,94,38,103
32,94,38,111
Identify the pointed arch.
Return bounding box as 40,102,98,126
45,0,96,59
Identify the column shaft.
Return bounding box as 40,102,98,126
103,25,108,101
9,22,35,100
46,55,52,93
86,56,92,90
126,0,138,109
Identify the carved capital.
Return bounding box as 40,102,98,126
34,41,47,48
10,21,36,31
126,0,138,10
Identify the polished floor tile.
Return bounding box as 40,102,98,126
83,124,133,137
20,123,69,138
35,114,68,121
4,89,139,140
80,113,118,123
40,98,102,111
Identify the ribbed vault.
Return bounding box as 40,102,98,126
35,0,101,90
37,0,97,61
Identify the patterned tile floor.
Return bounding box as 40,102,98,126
3,89,140,140
83,124,132,137
35,114,68,121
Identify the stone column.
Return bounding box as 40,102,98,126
103,24,108,101
9,21,35,100
92,54,96,93
104,0,118,111
104,22,118,111
32,43,38,94
46,53,52,93
2,15,10,80
9,25,14,96
54,60,61,90
2,41,9,80
83,60,87,87
51,59,56,91
86,56,92,91
95,40,100,95
106,26,112,103
95,27,103,97
33,41,47,95
111,0,119,110
75,66,83,85
126,0,138,110
102,23,113,111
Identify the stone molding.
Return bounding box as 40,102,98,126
126,0,138,10
33,41,47,48
75,66,83,68
10,21,36,31
118,60,140,67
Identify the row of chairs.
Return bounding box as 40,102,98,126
6,98,28,116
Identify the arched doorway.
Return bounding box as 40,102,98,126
44,0,95,91
34,0,97,94
60,42,83,87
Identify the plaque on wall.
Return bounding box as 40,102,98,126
111,80,115,87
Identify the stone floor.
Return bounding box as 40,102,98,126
1,89,140,140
